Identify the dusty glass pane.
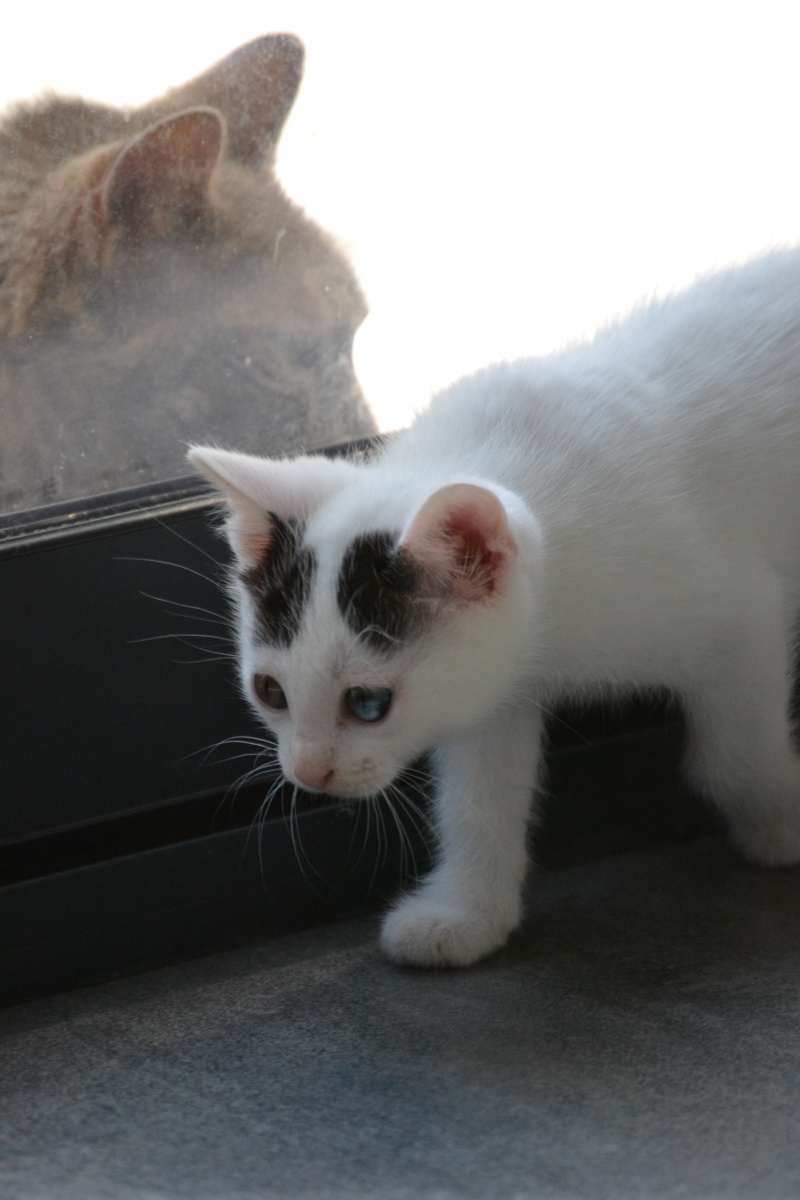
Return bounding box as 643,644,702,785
1,5,799,520
0,34,373,516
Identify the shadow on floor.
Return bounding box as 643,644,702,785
3,835,800,1200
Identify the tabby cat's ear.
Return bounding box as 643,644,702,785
400,483,518,604
153,34,304,165
102,109,224,239
188,446,357,570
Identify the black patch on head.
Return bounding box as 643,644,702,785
242,515,316,647
337,531,424,651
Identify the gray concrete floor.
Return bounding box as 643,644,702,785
3,836,800,1199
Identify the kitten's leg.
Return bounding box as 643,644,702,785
683,590,800,866
380,703,542,968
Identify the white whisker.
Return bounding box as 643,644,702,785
135,590,228,625
184,733,275,767
285,785,327,893
151,515,226,568
128,632,230,644
381,786,415,882
117,555,227,592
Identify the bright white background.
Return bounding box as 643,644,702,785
3,2,800,431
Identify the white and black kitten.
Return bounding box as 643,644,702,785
191,246,800,968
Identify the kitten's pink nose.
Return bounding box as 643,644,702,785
293,760,335,793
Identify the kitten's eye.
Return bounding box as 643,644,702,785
345,686,393,723
253,674,288,711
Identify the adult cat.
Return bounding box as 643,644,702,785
190,246,800,968
0,34,373,515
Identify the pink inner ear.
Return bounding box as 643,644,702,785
225,504,276,571
237,527,272,565
440,507,508,600
403,484,516,604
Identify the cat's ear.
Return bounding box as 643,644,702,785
188,446,357,570
400,483,518,604
153,34,304,165
102,108,224,239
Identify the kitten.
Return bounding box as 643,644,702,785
190,246,800,968
0,34,373,514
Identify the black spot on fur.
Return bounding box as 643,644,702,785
243,515,315,647
337,531,423,651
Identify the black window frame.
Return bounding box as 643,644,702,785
1,453,437,1004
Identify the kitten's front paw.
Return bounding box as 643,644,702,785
380,895,513,969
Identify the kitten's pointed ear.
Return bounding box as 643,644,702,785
102,108,224,238
401,483,517,603
188,446,357,570
152,34,304,164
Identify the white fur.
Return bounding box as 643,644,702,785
190,246,800,968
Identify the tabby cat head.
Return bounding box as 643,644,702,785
0,35,373,512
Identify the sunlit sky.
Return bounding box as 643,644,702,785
3,1,800,431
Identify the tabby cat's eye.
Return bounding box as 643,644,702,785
345,686,393,723
253,674,288,710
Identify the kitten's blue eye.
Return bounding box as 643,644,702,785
253,674,287,710
345,686,393,723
